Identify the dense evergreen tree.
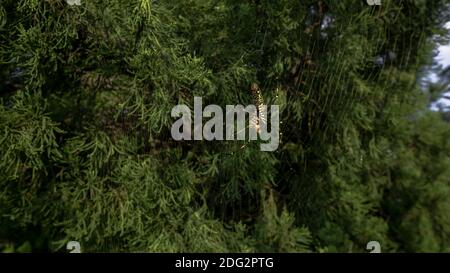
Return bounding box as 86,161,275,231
0,0,450,252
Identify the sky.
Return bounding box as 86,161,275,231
429,22,450,111
436,22,450,67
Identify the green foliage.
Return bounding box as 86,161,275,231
1,0,450,253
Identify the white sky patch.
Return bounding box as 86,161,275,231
437,46,450,67
431,91,450,111
430,22,450,111
436,22,450,67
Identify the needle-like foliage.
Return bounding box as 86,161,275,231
1,0,450,252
